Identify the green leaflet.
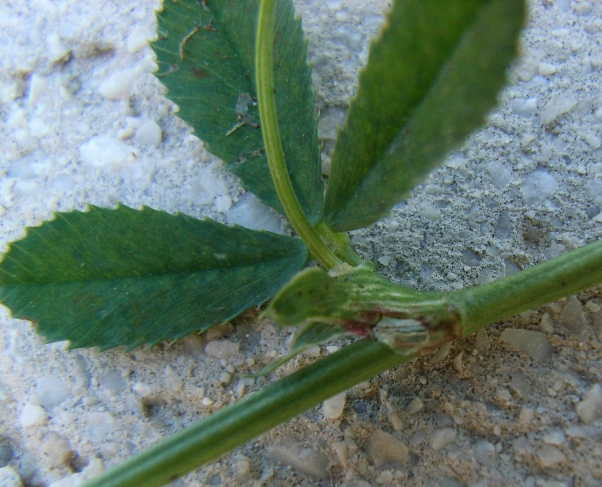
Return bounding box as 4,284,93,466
324,0,526,231
251,322,345,377
0,206,308,350
152,0,323,223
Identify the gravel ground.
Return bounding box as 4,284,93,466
1,0,602,486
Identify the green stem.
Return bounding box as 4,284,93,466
453,239,602,336
255,0,348,269
82,339,408,487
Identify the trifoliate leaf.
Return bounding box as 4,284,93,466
324,0,526,231
0,205,308,350
152,0,323,223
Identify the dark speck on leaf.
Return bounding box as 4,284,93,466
192,68,210,78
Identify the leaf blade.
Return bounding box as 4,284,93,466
324,0,526,231
0,205,308,350
152,0,323,222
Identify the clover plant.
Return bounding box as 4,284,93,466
1,0,601,486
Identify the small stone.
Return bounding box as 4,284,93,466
47,33,71,62
0,466,23,487
542,430,565,446
40,433,72,467
132,382,155,398
538,62,556,76
518,407,535,425
205,340,240,359
377,255,391,266
536,445,566,468
127,25,156,53
539,312,555,334
474,329,490,353
575,384,602,423
20,403,48,428
584,132,601,150
164,366,183,392
406,397,424,414
430,428,456,450
268,436,329,479
28,74,48,107
375,470,394,484
499,329,553,362
134,120,162,148
0,438,14,468
231,455,252,481
473,440,496,466
540,95,578,125
323,391,346,419
388,410,404,431
366,429,409,467
219,372,232,385
332,441,349,468
559,296,588,336
35,375,72,409
99,67,139,99
80,135,137,170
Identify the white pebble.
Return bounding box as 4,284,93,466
47,33,71,62
214,195,232,213
366,429,409,466
500,328,553,362
127,25,156,53
80,135,137,170
205,340,240,359
521,169,559,205
584,132,601,149
473,440,496,466
134,120,162,148
542,430,565,445
268,437,329,479
20,403,48,427
377,255,391,266
559,296,588,336
28,74,48,107
406,397,424,414
518,406,535,425
486,160,512,189
219,372,232,385
575,383,602,423
99,67,139,99
35,375,72,409
536,445,566,468
201,397,213,406
538,62,556,76
417,201,441,220
323,392,346,419
430,428,456,450
231,455,252,481
510,98,538,118
539,312,555,334
540,95,578,125
0,466,23,487
132,382,155,398
164,366,183,392
84,412,115,440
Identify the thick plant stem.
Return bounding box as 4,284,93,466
255,0,348,269
82,339,408,487
454,239,602,336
